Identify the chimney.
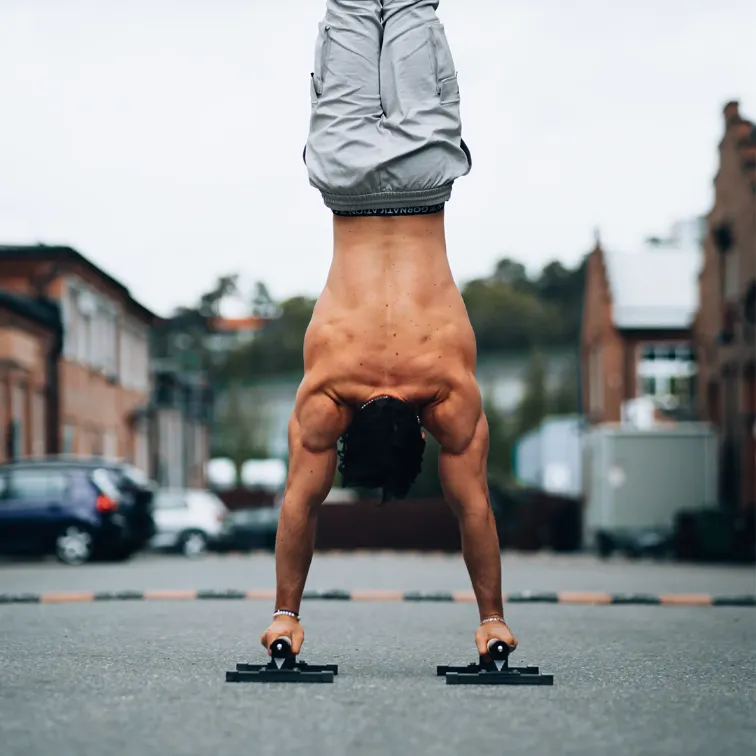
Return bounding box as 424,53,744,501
724,100,740,125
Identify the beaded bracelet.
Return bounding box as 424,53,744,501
480,616,506,625
273,609,300,620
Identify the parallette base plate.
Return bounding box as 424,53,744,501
226,659,337,684
437,658,554,686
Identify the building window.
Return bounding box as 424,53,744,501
10,382,25,458
637,342,697,406
32,392,45,457
119,320,150,392
103,429,117,459
62,424,75,454
134,426,149,474
589,345,604,413
723,251,739,303
65,279,121,372
640,376,656,396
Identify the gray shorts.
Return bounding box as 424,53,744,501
305,0,471,213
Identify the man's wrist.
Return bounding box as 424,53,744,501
479,606,505,622
273,609,300,621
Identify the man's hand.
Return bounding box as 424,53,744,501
260,615,305,655
475,619,517,659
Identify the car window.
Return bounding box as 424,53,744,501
91,468,121,501
154,492,187,510
6,469,69,501
190,491,227,512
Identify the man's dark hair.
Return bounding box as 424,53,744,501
337,396,425,503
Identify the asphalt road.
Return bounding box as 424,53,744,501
1,553,755,756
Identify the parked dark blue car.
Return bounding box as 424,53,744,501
0,459,156,565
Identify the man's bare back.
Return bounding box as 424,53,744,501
297,213,481,456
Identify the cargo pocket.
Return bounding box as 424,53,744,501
310,21,332,104
427,22,460,104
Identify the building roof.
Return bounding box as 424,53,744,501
0,244,157,323
210,315,270,333
0,289,61,331
603,244,701,330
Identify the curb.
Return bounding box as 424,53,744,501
0,590,753,606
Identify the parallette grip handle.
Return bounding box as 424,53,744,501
487,639,510,660
270,636,293,658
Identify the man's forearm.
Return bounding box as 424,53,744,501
458,503,504,620
273,498,320,613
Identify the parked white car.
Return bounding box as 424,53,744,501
150,489,228,557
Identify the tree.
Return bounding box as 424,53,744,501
212,381,271,471
462,278,562,351
492,257,530,289
484,395,516,485
549,363,579,415
222,296,316,380
152,274,240,374
250,281,278,319
513,351,549,437
199,274,239,317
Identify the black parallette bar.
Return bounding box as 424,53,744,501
0,593,40,604
196,589,247,600
93,591,144,601
437,663,541,676
506,592,559,603
403,592,454,602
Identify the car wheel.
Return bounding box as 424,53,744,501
180,530,208,558
55,526,94,565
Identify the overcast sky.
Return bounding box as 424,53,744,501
1,0,754,316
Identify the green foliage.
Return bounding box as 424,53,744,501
152,274,239,374
461,256,585,352
223,296,316,381
484,350,579,487
408,434,443,498
549,363,580,416
211,380,270,467
513,351,549,437
461,278,560,352
484,394,516,484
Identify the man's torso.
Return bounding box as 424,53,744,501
296,215,483,453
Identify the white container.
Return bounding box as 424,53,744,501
582,423,719,545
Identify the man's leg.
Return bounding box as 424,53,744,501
306,0,384,203
376,0,471,209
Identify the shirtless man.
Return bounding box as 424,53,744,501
260,0,517,660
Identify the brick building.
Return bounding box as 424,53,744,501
694,101,756,513
580,232,701,424
0,245,155,468
0,291,61,461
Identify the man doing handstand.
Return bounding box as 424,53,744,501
261,0,517,659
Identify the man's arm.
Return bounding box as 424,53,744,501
437,412,503,621
273,414,336,615
437,410,518,654
260,389,346,654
